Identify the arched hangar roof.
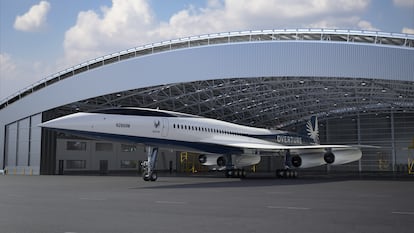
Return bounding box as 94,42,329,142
0,28,413,129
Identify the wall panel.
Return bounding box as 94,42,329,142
5,123,17,167
17,118,30,166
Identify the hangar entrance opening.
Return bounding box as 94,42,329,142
40,111,413,175
30,75,413,175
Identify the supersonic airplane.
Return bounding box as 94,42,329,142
39,107,362,181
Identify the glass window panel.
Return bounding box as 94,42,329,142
66,141,87,151
66,160,86,169
95,142,113,152
120,160,138,168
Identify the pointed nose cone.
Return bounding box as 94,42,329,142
38,112,89,131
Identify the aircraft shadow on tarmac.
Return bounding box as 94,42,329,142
134,176,349,189
133,173,414,189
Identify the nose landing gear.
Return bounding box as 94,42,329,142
142,146,159,181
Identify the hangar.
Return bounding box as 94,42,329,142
1,29,413,175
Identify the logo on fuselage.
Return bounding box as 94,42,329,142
276,135,303,145
152,120,161,133
115,123,130,128
154,120,160,128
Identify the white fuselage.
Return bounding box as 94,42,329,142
41,111,288,153
40,108,362,169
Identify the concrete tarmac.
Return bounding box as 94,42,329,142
0,175,413,233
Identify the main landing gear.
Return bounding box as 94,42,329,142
276,169,298,178
222,154,247,178
225,169,247,178
276,150,298,178
142,146,158,181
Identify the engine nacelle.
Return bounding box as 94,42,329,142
198,154,261,168
234,154,261,167
198,154,222,166
289,147,362,168
288,150,326,168
329,148,362,165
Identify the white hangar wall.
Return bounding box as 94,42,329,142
1,31,413,173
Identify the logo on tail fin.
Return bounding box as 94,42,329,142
306,116,319,144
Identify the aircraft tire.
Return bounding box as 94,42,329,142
276,169,298,179
241,169,247,178
150,172,158,181
235,170,240,177
143,173,150,181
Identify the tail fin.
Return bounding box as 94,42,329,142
303,116,319,144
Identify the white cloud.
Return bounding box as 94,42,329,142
0,53,55,100
357,20,379,31
14,1,51,32
0,53,16,75
155,0,372,39
62,0,374,68
402,27,414,34
62,0,155,66
306,17,378,31
393,0,414,7
0,53,18,99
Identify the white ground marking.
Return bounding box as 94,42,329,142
79,197,107,201
267,206,310,210
156,201,187,205
391,211,414,215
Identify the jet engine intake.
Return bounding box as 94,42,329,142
324,151,335,164
198,154,207,164
291,155,302,168
217,156,226,167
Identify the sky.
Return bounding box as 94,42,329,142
1,0,413,101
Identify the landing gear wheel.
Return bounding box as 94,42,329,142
224,169,246,178
240,169,247,179
225,170,233,178
235,170,240,177
276,169,298,179
143,172,150,181
143,171,158,181
150,172,158,181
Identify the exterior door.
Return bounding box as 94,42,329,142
161,118,169,137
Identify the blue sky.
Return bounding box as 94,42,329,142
1,0,413,100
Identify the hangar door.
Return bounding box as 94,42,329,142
4,114,42,175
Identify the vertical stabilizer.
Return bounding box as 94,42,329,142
304,116,319,144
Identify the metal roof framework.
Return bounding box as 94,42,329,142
51,76,414,129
